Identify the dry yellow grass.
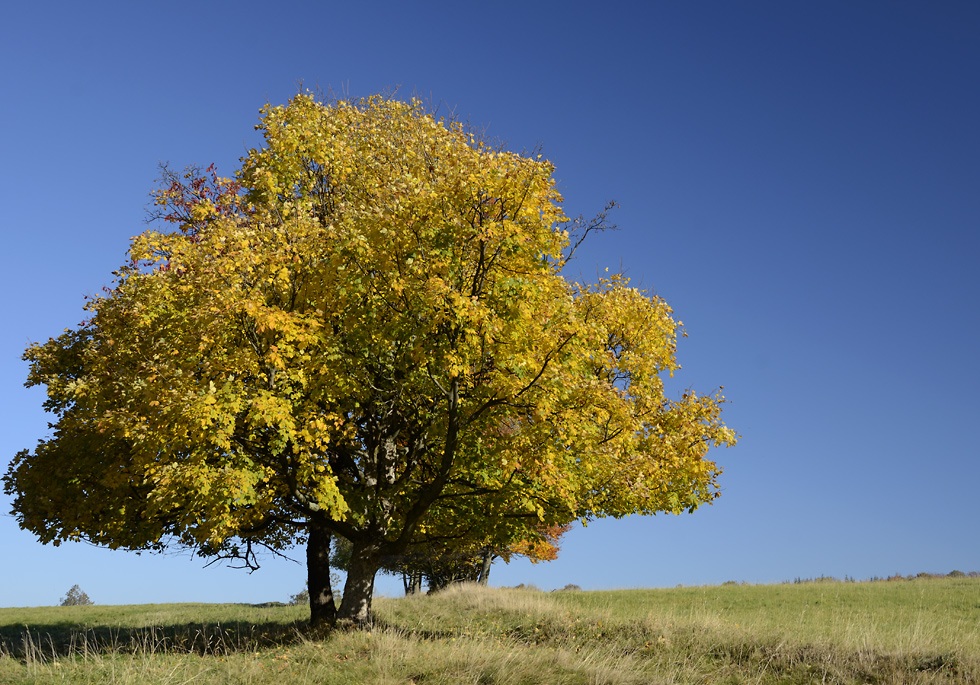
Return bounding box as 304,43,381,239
1,578,976,683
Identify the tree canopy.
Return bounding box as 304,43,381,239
4,93,736,627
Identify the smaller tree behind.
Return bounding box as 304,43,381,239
330,524,570,594
60,585,93,606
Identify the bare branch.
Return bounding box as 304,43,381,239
561,200,619,264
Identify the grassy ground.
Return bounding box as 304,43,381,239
0,578,977,684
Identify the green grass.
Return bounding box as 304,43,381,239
1,579,977,683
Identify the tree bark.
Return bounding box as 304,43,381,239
307,520,338,628
337,540,380,627
478,547,493,586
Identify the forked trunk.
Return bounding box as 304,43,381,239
337,541,380,627
307,521,338,628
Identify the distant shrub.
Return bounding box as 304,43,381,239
289,587,310,606
791,575,841,585
556,584,582,591
722,580,739,586
289,575,342,605
791,571,978,585
511,583,542,592
60,585,93,606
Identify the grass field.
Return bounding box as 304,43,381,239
1,578,977,683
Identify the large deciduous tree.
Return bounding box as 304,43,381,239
4,93,736,627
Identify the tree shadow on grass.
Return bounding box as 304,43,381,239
0,606,439,661
0,618,311,660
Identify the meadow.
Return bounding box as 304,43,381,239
1,577,977,684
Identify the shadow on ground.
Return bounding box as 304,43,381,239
0,618,310,659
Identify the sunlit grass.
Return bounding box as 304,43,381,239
1,578,977,683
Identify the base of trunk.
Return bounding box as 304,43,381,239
307,522,338,628
337,541,380,627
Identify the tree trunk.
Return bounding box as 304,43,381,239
337,540,380,627
409,570,423,595
401,570,423,596
478,547,493,586
307,521,338,628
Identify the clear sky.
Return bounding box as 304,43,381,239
2,1,978,607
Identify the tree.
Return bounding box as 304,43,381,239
60,585,93,606
4,93,736,628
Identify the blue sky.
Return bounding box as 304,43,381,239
2,1,978,607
